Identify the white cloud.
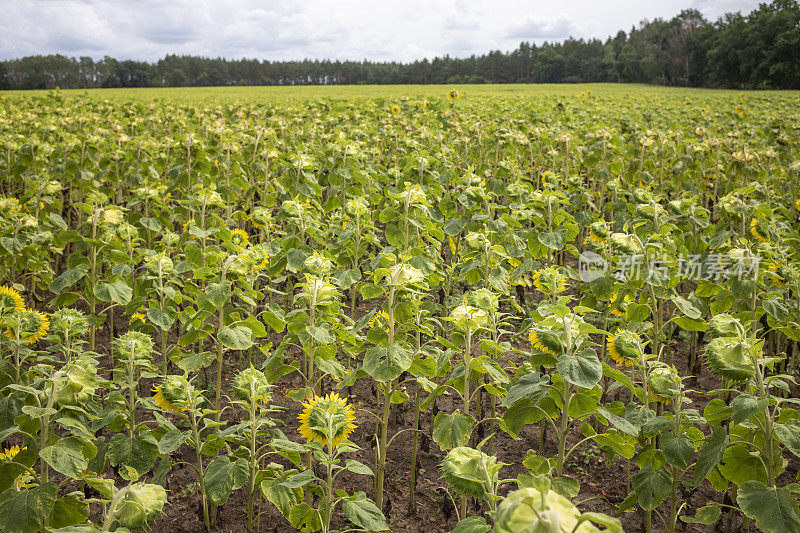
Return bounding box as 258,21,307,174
0,0,763,62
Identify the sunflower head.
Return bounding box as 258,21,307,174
153,375,193,412
390,104,401,115
648,366,681,405
440,446,502,501
608,291,634,317
749,218,768,243
297,393,357,450
528,328,563,356
230,228,250,247
0,286,25,319
531,267,568,295
50,308,89,342
0,445,26,461
606,329,642,367
5,309,49,345
704,337,754,383
586,222,609,245
115,331,155,363
368,310,390,331
450,305,488,332
232,365,271,405
447,89,460,101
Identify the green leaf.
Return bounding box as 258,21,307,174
720,443,767,486
147,307,176,331
433,412,475,450
341,491,389,531
693,426,728,487
204,456,249,506
94,279,132,305
597,406,638,437
177,350,215,373
260,468,303,519
50,268,86,294
774,421,800,458
305,324,335,345
502,372,547,407
362,345,412,382
218,325,253,350
680,504,721,525
359,283,384,300
107,433,158,475
703,398,732,426
672,295,702,319
661,432,693,470
453,516,491,533
205,282,231,309
345,459,374,476
556,352,601,389
673,316,707,332
39,437,90,479
538,231,565,250
49,493,90,529
0,484,57,533
288,502,322,532
738,480,800,533
157,428,188,454
632,465,671,510
731,394,768,424
282,469,317,489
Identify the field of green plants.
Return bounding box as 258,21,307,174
0,84,799,533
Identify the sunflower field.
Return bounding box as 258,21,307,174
1,85,800,532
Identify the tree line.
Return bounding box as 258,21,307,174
2,0,799,90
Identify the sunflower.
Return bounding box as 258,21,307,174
528,328,561,355
531,267,567,295
749,218,768,243
6,309,49,344
606,329,642,367
0,286,25,317
233,365,271,405
587,229,606,244
390,104,401,115
447,89,460,101
152,375,192,413
298,393,357,449
0,445,25,461
766,264,786,288
608,291,634,317
648,366,680,405
130,312,146,325
368,310,390,330
230,228,250,247
795,199,800,211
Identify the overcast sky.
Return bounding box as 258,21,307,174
0,0,762,63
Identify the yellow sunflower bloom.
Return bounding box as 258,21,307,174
368,310,390,330
152,375,192,413
390,104,401,115
230,228,250,247
0,286,25,317
528,329,560,355
749,218,768,243
447,89,460,101
5,309,49,344
298,393,357,450
0,445,25,461
606,329,642,367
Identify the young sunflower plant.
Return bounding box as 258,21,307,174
282,392,387,533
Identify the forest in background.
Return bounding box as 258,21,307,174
2,0,799,90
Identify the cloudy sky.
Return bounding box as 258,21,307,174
0,0,762,63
